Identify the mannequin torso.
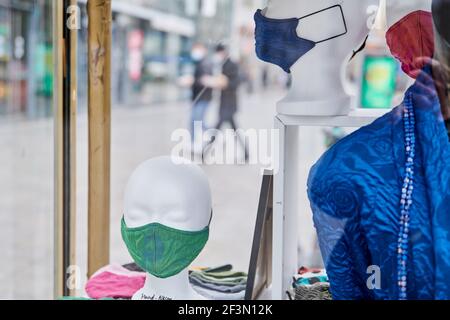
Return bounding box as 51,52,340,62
307,1,450,300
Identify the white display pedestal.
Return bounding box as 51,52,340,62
271,108,390,300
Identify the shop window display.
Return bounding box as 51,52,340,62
3,0,450,305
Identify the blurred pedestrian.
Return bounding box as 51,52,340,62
187,43,213,142
204,44,249,161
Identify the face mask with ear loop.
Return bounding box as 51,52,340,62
121,212,212,279
254,4,348,73
386,10,435,79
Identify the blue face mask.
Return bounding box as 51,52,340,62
254,5,348,73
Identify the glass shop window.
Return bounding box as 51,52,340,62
0,0,54,299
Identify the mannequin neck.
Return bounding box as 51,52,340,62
432,65,450,141
287,51,347,101
278,48,352,116
134,269,201,300
432,37,450,142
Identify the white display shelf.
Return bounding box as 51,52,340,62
277,108,390,127
271,108,390,300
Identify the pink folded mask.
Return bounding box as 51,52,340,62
386,10,435,79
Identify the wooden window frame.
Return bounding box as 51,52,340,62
54,0,111,298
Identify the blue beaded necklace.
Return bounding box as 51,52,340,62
397,92,416,300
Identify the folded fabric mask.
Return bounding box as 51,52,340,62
254,5,348,73
121,214,211,279
386,10,435,79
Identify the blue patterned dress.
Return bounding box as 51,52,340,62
307,67,450,300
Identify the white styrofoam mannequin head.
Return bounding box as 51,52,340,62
124,156,212,231
123,156,212,300
264,0,380,115
385,0,431,28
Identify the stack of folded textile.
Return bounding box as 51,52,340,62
85,264,146,300
287,267,332,300
84,263,247,300
189,265,247,300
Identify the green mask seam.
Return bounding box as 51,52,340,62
121,216,210,235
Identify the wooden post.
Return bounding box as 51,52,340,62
53,0,64,299
54,0,78,298
87,0,112,277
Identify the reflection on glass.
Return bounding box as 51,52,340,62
0,0,54,299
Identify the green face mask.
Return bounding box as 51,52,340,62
121,216,210,279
